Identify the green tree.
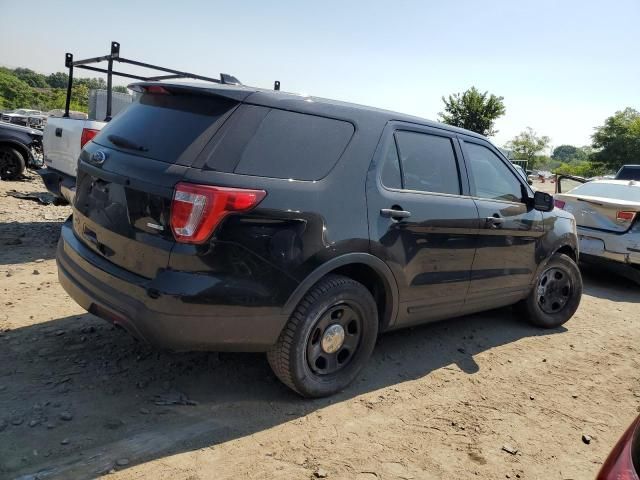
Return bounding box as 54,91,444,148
46,72,69,89
113,85,129,94
552,145,592,164
76,77,107,90
0,70,33,109
12,68,48,88
438,86,506,136
505,127,550,169
552,145,578,162
592,108,640,170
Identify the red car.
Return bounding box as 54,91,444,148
598,415,640,479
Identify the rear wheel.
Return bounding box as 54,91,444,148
0,146,26,180
267,274,378,397
519,253,582,328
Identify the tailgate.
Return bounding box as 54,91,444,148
74,143,186,278
44,117,104,177
71,89,240,278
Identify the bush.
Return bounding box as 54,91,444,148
554,162,608,178
0,67,127,113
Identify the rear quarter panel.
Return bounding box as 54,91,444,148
171,106,388,310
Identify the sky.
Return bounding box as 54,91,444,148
1,0,638,150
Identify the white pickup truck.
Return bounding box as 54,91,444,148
40,40,241,203
40,90,133,203
40,114,104,203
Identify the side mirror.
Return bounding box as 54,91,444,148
534,191,554,212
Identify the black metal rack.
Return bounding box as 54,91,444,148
63,41,242,121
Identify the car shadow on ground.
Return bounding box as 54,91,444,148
0,305,565,479
0,221,64,265
581,264,640,302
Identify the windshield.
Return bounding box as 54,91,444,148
569,182,640,202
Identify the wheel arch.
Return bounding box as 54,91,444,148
554,244,577,262
0,140,30,165
283,253,399,332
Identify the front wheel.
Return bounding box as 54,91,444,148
267,274,379,398
519,253,583,328
0,146,26,180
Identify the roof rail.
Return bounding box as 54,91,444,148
63,41,241,121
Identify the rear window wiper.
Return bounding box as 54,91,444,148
107,134,149,152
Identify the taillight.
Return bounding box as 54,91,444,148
597,416,640,480
170,182,266,244
80,128,100,148
617,211,636,222
144,85,170,95
554,199,566,209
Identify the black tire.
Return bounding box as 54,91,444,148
267,274,379,398
518,253,582,328
0,146,26,180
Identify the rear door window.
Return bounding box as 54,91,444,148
394,131,461,195
93,93,237,164
205,106,354,181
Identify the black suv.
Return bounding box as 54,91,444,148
57,82,582,397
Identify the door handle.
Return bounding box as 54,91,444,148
380,208,411,220
485,216,505,228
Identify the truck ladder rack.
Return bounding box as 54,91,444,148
63,41,241,121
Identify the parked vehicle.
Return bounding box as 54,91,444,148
39,41,235,204
40,115,106,203
615,165,640,181
597,415,640,479
26,111,49,129
555,177,640,283
0,121,44,180
56,77,583,397
1,109,44,128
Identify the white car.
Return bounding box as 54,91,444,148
2,109,44,128
555,176,640,283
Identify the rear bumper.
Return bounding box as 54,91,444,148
38,167,75,203
577,227,640,266
56,220,289,351
580,253,640,284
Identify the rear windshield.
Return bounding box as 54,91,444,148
93,93,237,164
204,105,354,180
570,182,640,202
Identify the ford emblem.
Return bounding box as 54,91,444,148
90,150,107,165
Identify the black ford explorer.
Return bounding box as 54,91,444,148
57,82,582,397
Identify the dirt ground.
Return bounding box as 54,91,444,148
0,175,638,480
